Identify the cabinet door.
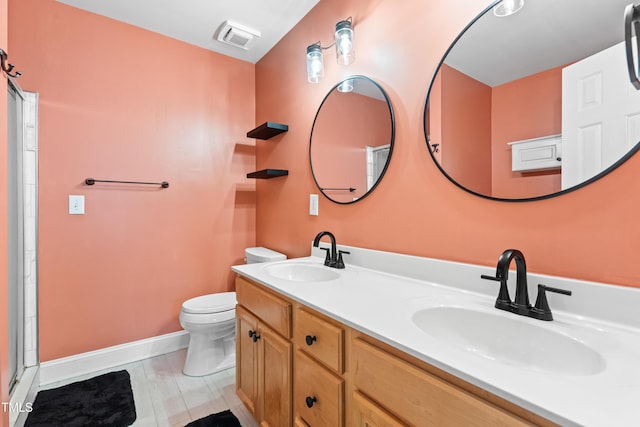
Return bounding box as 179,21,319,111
259,323,293,427
236,306,259,416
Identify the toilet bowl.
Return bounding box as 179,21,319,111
179,247,286,377
180,292,237,376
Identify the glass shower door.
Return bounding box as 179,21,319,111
7,80,25,393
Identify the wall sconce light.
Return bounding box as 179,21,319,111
306,17,355,83
306,43,324,83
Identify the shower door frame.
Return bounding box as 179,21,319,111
8,78,25,393
7,79,38,397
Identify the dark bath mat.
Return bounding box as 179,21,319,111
24,370,136,427
185,409,242,427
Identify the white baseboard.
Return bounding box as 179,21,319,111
40,330,190,386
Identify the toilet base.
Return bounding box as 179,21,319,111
182,334,236,377
183,351,235,377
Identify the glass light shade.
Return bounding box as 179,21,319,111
493,0,524,17
337,79,354,93
306,44,324,83
335,20,355,65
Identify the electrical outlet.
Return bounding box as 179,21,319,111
69,195,85,215
309,194,319,216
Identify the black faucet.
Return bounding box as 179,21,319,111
481,249,572,321
312,231,349,269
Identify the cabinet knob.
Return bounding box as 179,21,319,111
248,330,260,342
305,396,317,408
305,335,317,346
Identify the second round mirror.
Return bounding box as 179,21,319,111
310,75,395,204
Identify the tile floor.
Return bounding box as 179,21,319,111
40,349,259,427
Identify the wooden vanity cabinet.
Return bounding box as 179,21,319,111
235,275,556,427
236,277,292,427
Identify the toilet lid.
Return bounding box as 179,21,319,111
182,292,237,314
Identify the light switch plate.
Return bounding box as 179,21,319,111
309,194,319,216
69,195,85,215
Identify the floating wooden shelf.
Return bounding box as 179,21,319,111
246,169,289,179
247,122,288,140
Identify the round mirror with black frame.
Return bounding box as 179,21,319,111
310,75,395,204
424,0,640,201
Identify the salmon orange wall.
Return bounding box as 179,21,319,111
0,0,9,422
492,66,563,198
255,0,640,289
9,0,256,361
439,64,492,195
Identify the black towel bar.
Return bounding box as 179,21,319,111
85,178,169,188
321,187,356,192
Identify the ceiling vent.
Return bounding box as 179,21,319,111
216,20,261,50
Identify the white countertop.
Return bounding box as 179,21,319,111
232,244,640,426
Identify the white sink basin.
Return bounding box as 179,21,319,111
412,306,605,376
264,262,341,282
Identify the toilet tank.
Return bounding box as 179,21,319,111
245,247,286,264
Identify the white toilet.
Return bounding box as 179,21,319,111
179,247,286,376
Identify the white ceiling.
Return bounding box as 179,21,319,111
56,0,320,64
445,0,632,87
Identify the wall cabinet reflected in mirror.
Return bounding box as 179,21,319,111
310,75,395,204
425,0,640,201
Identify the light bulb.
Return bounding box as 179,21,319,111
306,44,324,83
335,20,355,65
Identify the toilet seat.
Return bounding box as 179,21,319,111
182,292,236,314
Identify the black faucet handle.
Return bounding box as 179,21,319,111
319,247,332,266
532,284,572,321
335,250,350,269
481,274,512,309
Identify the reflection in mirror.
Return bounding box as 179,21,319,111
310,75,395,203
425,0,640,201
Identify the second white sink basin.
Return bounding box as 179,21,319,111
264,262,341,282
412,306,606,376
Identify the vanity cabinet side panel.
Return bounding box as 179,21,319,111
351,337,536,427
236,305,259,416
259,323,293,427
236,276,292,338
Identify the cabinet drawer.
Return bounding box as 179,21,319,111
352,391,406,427
294,350,344,427
236,276,291,338
294,307,344,373
352,338,532,427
